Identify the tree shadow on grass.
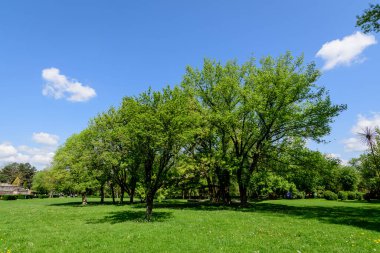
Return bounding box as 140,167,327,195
49,199,380,232
49,200,138,207
86,210,173,224
131,200,380,232
251,203,380,232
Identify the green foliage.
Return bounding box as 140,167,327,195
356,191,364,201
250,171,296,199
347,191,357,200
292,191,306,199
0,162,36,188
32,169,56,194
1,195,17,200
337,166,360,191
324,190,338,201
183,52,346,203
338,191,348,200
357,4,380,33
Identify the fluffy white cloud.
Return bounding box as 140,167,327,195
343,113,380,152
42,68,96,102
0,133,60,169
343,137,367,152
0,143,18,158
32,132,59,146
316,32,377,70
0,144,55,169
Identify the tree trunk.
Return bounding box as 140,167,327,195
100,184,105,204
145,191,154,221
129,177,137,204
111,184,115,204
237,164,251,206
129,187,135,204
82,193,87,205
120,188,124,204
239,184,248,206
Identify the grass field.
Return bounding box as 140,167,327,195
1,198,380,253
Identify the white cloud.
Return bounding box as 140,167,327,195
0,143,18,158
0,144,54,169
32,132,59,146
325,153,349,165
0,133,60,169
343,113,380,152
30,153,55,165
42,68,96,102
316,31,377,70
343,138,367,152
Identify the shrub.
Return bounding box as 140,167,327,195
15,194,34,199
324,190,338,200
364,192,371,201
293,191,305,199
1,195,17,200
355,192,364,200
347,191,356,200
338,191,348,200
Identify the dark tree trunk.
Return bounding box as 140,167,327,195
239,184,248,206
100,184,105,204
215,166,231,204
82,192,87,205
129,177,137,204
206,176,216,202
145,191,155,221
237,167,248,206
120,188,125,204
111,184,115,204
129,188,135,204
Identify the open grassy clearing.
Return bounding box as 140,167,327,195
1,198,380,253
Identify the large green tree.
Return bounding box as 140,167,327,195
123,86,197,220
183,53,346,204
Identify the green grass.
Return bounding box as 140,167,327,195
1,198,380,252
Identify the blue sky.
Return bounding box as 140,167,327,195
0,0,379,168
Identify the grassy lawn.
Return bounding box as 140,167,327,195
1,198,380,253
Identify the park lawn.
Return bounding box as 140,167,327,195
0,198,380,253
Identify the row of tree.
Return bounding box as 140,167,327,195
30,53,349,220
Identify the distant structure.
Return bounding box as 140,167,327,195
0,183,30,195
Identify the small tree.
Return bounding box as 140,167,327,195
52,130,99,204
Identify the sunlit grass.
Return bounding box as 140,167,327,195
1,198,380,252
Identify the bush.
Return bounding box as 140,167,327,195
292,191,305,199
15,194,34,199
347,191,356,200
1,195,17,200
364,192,371,201
338,191,348,200
324,190,338,200
37,194,49,199
356,192,364,200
